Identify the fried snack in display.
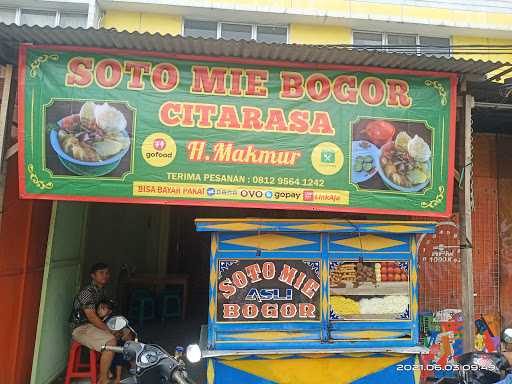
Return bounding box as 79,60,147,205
330,263,357,286
331,296,360,315
355,261,376,287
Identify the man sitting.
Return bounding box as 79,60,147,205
69,262,118,384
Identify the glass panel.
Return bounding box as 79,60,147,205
183,19,217,39
60,13,88,28
387,34,417,53
329,259,410,321
221,23,252,41
353,32,383,47
0,8,16,24
20,9,55,27
256,25,287,44
419,36,451,57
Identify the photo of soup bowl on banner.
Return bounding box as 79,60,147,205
377,133,432,193
49,101,131,177
351,119,432,193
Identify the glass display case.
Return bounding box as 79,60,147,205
329,260,410,321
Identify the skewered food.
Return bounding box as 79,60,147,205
354,260,376,287
330,263,357,286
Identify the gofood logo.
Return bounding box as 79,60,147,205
153,138,166,151
142,133,176,167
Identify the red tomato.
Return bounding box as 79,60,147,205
394,267,401,274
401,273,408,281
60,114,80,131
365,120,396,146
381,274,388,282
394,273,401,281
381,267,388,274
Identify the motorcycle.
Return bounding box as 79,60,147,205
434,329,512,384
102,316,201,384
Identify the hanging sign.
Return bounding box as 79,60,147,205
19,45,457,216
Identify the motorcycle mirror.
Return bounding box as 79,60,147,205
186,344,201,363
106,316,128,331
503,328,512,344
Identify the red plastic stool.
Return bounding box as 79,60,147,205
64,340,98,384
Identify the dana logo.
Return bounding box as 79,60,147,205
265,191,273,199
153,138,166,151
207,188,216,196
303,190,314,201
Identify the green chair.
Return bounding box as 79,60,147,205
158,289,182,324
127,288,156,329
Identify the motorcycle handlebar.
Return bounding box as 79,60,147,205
101,345,124,353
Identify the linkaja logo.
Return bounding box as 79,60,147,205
153,138,166,151
303,191,314,201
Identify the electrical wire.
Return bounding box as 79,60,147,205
329,44,512,57
344,219,365,262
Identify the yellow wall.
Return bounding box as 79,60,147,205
102,11,182,35
100,9,512,67
289,24,352,45
101,10,352,45
234,0,510,30
453,35,512,63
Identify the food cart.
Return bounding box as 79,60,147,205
196,219,436,384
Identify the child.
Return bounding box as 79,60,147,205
97,301,124,384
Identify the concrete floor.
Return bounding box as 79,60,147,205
53,317,207,384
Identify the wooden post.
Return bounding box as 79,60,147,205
459,84,476,352
0,64,15,232
0,65,14,163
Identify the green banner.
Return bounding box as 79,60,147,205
20,45,456,216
